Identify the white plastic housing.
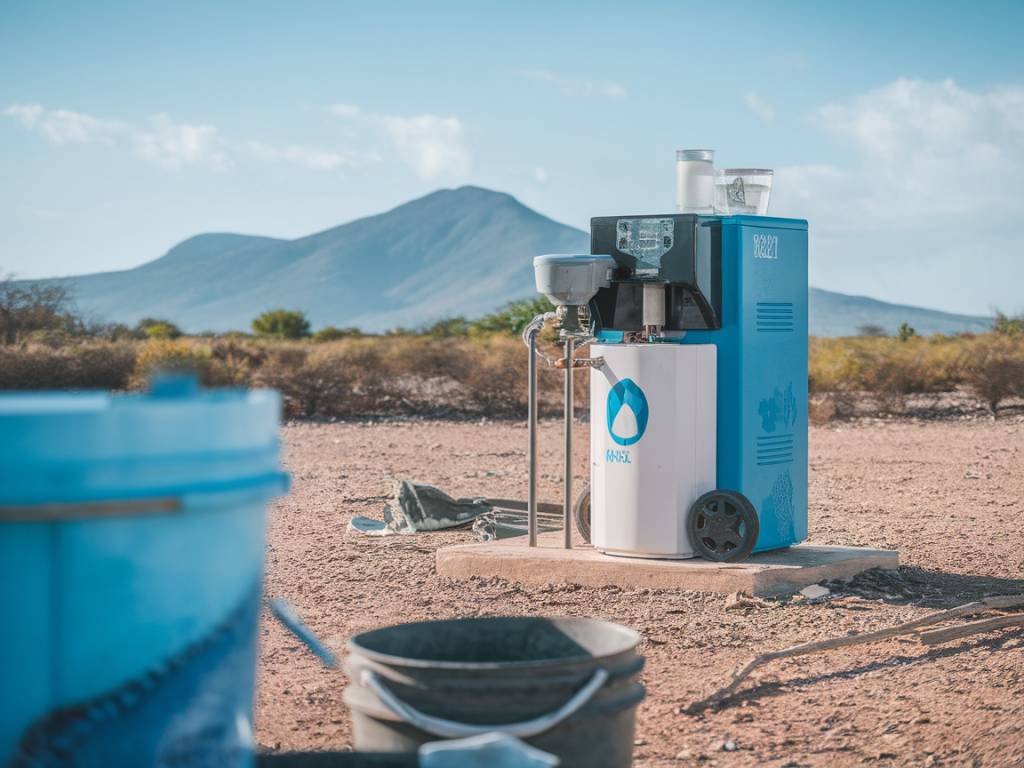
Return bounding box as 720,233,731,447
590,343,717,558
533,254,615,306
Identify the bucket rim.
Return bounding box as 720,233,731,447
347,615,642,671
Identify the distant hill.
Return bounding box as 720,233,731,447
35,186,587,333
27,186,992,336
808,287,990,337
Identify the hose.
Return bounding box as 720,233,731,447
521,312,559,367
522,311,596,368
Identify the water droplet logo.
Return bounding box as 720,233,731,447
607,378,649,446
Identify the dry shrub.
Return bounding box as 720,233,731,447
810,335,970,417
808,394,838,425
455,335,529,417
3,329,1020,422
0,342,137,391
210,338,267,386
254,341,398,417
960,335,1024,416
74,343,138,389
132,339,215,389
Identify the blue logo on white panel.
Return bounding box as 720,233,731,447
607,378,649,446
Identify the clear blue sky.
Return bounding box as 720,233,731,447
2,0,1023,315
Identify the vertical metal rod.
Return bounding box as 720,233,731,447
527,333,538,547
564,338,574,549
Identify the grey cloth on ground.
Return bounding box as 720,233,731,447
348,479,493,536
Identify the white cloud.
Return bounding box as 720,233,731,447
743,91,776,122
330,105,470,180
329,103,361,117
518,70,627,99
6,103,124,145
770,78,1024,313
781,78,1024,222
380,114,469,179
5,104,225,169
5,103,382,174
5,104,42,126
533,166,548,184
7,101,470,180
133,114,226,170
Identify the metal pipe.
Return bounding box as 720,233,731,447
564,337,574,549
527,332,538,547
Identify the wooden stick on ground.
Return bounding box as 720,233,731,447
919,612,1024,645
683,594,1024,713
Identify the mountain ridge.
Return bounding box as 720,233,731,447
24,186,992,337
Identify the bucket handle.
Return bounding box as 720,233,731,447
361,667,610,739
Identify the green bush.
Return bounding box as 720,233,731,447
469,297,553,337
136,317,183,340
312,325,363,342
252,309,311,340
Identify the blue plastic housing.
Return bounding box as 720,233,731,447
597,215,808,552
0,385,288,766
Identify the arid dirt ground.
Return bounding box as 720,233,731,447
256,417,1024,767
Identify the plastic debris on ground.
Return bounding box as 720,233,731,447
724,591,771,610
419,733,560,768
798,584,831,601
348,479,493,536
471,498,563,541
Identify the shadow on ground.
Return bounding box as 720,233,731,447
824,566,1024,608
688,627,1024,715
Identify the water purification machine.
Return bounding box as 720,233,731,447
529,213,808,562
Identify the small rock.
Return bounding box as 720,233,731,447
725,591,768,610
724,741,737,752
799,584,831,600
675,748,694,760
634,739,646,746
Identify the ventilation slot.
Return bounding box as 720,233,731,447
756,433,794,466
756,302,794,333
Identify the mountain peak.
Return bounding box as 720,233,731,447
389,184,524,214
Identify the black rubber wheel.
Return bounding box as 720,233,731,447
574,484,591,544
686,490,759,562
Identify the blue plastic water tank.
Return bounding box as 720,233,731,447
0,379,287,766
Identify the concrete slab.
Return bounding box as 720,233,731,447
436,533,899,596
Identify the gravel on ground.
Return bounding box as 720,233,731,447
256,417,1024,767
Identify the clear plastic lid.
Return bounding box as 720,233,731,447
676,149,714,162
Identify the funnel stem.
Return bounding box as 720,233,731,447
564,338,574,549
528,333,538,547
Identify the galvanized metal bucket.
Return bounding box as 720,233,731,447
344,616,645,768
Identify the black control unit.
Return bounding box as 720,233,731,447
590,213,722,332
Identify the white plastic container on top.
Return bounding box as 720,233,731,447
675,149,715,214
590,343,716,558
